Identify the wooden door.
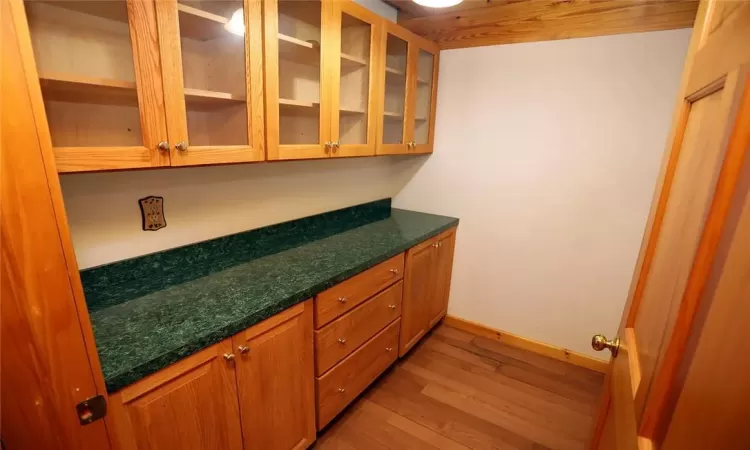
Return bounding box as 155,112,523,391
21,0,169,172
427,229,456,329
1,0,111,446
107,339,244,450
376,22,412,155
264,0,332,160
399,237,437,356
590,1,750,448
328,0,381,158
407,40,439,155
155,0,265,166
232,301,316,450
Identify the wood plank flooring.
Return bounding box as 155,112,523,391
315,323,605,450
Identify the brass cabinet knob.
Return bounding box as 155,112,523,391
332,141,340,153
157,141,169,152
238,345,250,355
390,268,399,275
388,304,396,310
591,334,620,357
337,388,346,393
432,243,439,248
338,297,348,304
386,347,393,352
337,338,347,345
324,141,332,154
175,141,188,152
223,353,236,361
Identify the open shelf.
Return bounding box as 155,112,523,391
39,72,138,105
177,3,229,41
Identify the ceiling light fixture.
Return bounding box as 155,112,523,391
224,8,245,36
413,0,463,7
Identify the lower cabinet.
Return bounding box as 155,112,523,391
108,300,315,450
400,228,457,356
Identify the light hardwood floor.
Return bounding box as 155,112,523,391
316,323,605,450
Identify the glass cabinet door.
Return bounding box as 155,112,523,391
378,26,409,154
413,47,437,153
156,0,264,166
264,0,328,160
329,2,379,158
24,0,169,172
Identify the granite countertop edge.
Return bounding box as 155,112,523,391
104,218,458,392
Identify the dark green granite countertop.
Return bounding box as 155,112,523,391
90,208,458,392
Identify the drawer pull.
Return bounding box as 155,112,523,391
223,353,235,362
386,347,393,352
390,268,399,275
237,345,250,355
338,388,346,393
388,304,396,310
338,297,348,304
337,338,347,345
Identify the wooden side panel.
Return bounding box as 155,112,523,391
108,340,243,450
0,0,111,447
232,300,316,450
399,237,436,356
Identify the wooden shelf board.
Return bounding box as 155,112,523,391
417,77,430,85
383,111,403,119
177,3,230,41
39,72,138,106
278,33,320,65
40,0,128,23
340,106,366,115
184,88,246,109
385,66,405,77
341,52,367,69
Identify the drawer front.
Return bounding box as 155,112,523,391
315,253,404,328
315,318,400,430
315,281,402,376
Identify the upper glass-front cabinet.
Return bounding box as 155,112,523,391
157,0,265,166
24,0,169,172
377,23,439,155
264,0,328,160
329,1,380,158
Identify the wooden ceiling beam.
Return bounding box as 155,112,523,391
398,0,699,49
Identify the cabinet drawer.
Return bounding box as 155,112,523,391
315,281,402,376
315,318,400,430
315,253,404,328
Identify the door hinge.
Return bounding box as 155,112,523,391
76,395,107,425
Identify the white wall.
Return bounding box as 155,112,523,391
63,157,425,269
393,29,692,359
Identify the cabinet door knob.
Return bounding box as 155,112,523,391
238,345,250,355
332,141,340,153
390,268,399,275
175,141,188,152
223,353,235,362
324,141,332,154
432,243,439,248
337,338,347,345
157,141,169,152
338,297,348,304
388,304,396,310
386,347,393,352
337,388,346,393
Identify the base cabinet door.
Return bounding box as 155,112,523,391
108,339,244,450
427,230,456,328
399,238,436,356
232,300,316,450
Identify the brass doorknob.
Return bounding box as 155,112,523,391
591,334,620,357
175,141,188,152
